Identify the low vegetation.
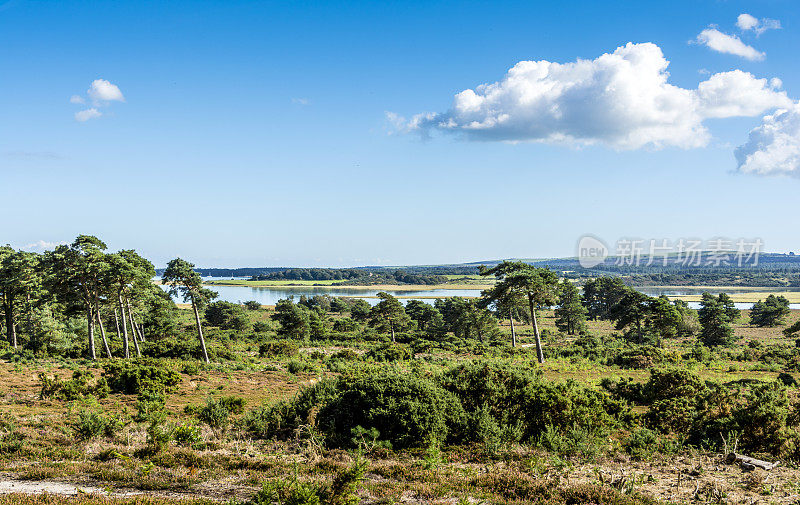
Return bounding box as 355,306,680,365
1,237,800,503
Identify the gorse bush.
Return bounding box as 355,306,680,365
287,359,318,374
316,372,466,449
257,362,629,451
72,402,121,440
173,423,203,449
259,340,299,358
440,361,624,443
102,359,181,395
601,367,800,458
364,343,413,362
39,370,109,400
196,395,246,430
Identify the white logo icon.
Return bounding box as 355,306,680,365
577,235,608,268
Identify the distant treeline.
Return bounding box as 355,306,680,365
156,253,800,287
251,268,449,285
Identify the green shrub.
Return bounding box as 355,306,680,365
205,301,252,331
102,359,181,395
440,361,624,443
364,343,413,362
242,401,295,439
72,403,121,440
38,370,108,400
316,372,466,449
288,359,319,374
141,338,203,360
611,346,667,369
197,395,246,430
259,340,299,358
173,423,203,449
537,424,604,460
253,321,271,333
623,428,658,460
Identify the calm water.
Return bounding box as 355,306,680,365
160,283,483,306
160,281,800,309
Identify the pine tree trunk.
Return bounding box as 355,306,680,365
118,297,130,358
133,313,146,342
127,299,144,344
192,301,210,363
528,296,544,364
114,308,126,358
125,300,142,358
96,311,113,359
390,321,395,343
509,312,516,348
4,294,16,349
25,292,33,340
87,306,96,360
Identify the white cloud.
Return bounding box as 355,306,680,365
75,108,102,122
695,28,764,61
736,102,800,177
87,79,125,103
21,240,68,252
395,42,788,150
292,97,310,105
737,13,759,31
70,79,125,121
737,13,781,36
697,70,790,118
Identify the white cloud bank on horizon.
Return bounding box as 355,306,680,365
21,240,68,252
695,28,765,61
736,102,800,177
392,42,790,151
71,79,125,122
737,13,781,36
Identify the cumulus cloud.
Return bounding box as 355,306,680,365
87,79,125,103
736,102,800,177
737,13,781,36
697,70,790,118
70,79,125,121
75,108,102,122
394,43,788,150
695,28,765,61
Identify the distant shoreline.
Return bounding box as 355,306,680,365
202,279,493,291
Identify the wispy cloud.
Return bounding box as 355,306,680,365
292,97,310,105
75,108,102,122
5,150,63,160
71,79,125,122
737,13,781,36
695,28,765,61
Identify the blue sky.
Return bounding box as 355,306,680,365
1,0,799,267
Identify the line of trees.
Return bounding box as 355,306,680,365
0,235,216,361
